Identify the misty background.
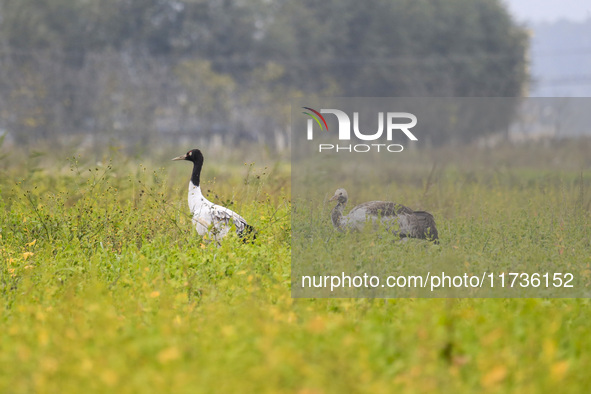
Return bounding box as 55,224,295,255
504,0,591,97
0,0,589,150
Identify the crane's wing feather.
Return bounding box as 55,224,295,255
209,205,248,232
350,201,414,217
409,210,438,241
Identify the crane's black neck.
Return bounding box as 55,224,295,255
191,160,203,187
331,202,346,230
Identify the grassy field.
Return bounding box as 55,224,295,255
291,142,591,298
1,141,591,392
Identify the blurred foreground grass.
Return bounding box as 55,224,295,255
1,141,591,392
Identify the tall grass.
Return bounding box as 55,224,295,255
0,140,590,392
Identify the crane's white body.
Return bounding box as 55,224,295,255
188,181,248,242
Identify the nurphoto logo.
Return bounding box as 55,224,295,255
303,107,418,153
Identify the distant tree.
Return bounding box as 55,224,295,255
0,0,528,145
255,0,528,143
259,0,528,98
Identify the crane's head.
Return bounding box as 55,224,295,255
329,188,348,204
171,148,204,165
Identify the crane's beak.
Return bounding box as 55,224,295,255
329,195,338,202
171,154,187,161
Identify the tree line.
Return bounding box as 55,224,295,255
0,0,529,147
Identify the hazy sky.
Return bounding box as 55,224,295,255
503,0,591,23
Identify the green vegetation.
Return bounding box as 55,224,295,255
0,141,590,392
0,0,527,145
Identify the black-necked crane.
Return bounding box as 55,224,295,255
172,148,255,242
